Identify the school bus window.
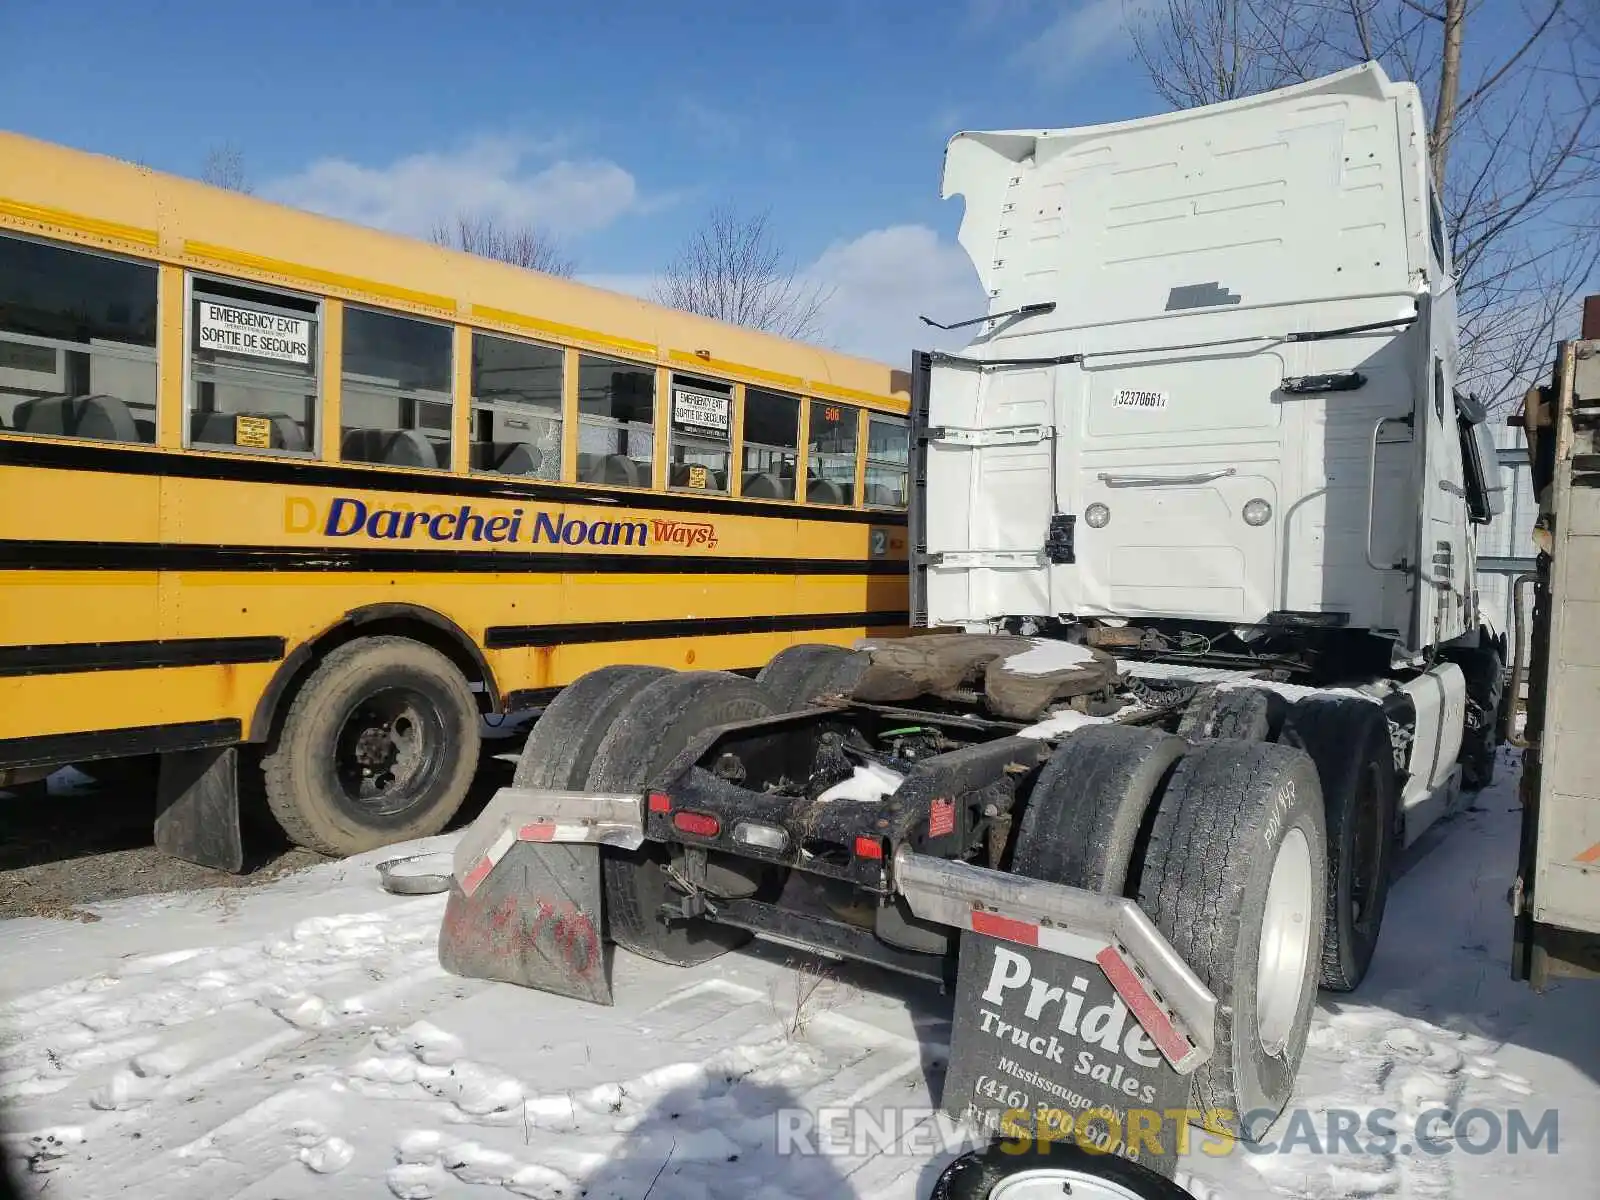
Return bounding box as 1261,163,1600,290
470,331,562,480
577,354,655,487
742,387,799,499
865,414,909,508
0,232,157,445
668,373,732,493
807,400,858,505
190,277,318,454
341,305,453,470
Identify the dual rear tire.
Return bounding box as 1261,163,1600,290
1017,728,1327,1141
503,648,865,964
1279,698,1399,993
585,671,780,965
1180,687,1399,994
756,642,868,710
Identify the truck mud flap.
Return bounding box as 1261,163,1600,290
895,851,1216,1179
437,788,645,1005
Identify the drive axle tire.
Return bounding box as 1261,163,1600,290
757,643,868,711
512,665,670,790
1281,696,1399,993
262,636,480,857
1011,725,1186,894
1178,687,1284,742
585,671,779,966
1135,739,1327,1142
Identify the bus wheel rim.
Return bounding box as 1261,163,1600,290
333,685,445,816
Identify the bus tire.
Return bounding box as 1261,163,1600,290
756,644,866,711
1135,739,1326,1142
261,635,480,857
1011,725,1185,893
1280,696,1399,993
512,665,670,790
586,671,779,966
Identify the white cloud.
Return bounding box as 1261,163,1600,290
262,135,641,239
1015,0,1150,82
581,228,984,368
586,227,987,370
807,225,987,365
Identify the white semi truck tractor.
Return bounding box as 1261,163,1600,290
436,62,1507,1191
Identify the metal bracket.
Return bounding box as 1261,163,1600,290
1281,370,1368,395
919,300,1056,332
453,787,646,891
923,423,1052,448
1045,513,1076,565
658,890,715,925
925,549,1047,570
893,849,1216,1073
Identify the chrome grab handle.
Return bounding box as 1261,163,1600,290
1366,416,1405,573
1096,467,1236,488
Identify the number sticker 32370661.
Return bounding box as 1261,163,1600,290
1111,388,1169,411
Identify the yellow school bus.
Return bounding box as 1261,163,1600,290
0,130,912,867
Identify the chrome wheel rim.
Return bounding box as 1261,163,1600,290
1256,825,1314,1054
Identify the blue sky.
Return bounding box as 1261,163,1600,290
0,0,1167,365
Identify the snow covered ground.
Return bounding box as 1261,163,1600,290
2,753,1595,1200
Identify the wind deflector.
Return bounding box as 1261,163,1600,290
1456,390,1504,523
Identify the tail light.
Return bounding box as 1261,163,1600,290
672,811,720,838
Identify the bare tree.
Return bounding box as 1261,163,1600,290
429,213,576,277
652,204,833,341
1129,0,1324,108
200,142,251,193
1128,0,1600,407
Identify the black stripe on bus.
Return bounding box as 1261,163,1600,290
0,637,287,678
0,540,907,576
0,719,241,772
485,609,910,650
0,439,909,528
